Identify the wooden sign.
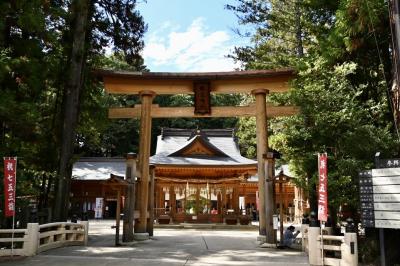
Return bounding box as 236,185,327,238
194,81,211,115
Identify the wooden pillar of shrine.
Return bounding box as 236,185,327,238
115,188,121,246
252,89,272,242
123,153,136,242
160,186,165,214
232,185,239,214
279,181,284,243
264,156,276,244
147,165,155,236
134,179,141,232
135,90,154,239
195,186,200,215
208,186,211,214
101,185,105,217
222,187,227,215
169,186,176,216
217,191,222,214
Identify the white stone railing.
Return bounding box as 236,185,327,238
0,221,88,256
304,225,358,266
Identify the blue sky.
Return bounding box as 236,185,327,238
137,0,251,72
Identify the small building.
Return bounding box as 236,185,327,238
70,158,127,219
71,128,306,223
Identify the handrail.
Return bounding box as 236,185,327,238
317,235,344,241
304,226,358,266
0,221,88,257
39,222,84,229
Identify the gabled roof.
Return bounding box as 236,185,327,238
150,128,256,166
169,135,228,157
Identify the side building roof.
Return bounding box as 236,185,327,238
72,157,125,180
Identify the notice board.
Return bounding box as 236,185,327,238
359,159,400,229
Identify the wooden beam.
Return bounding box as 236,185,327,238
109,104,299,119
104,77,193,95
103,77,291,95
101,70,294,95
212,77,290,94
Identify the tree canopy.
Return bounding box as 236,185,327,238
228,0,399,223
0,0,146,221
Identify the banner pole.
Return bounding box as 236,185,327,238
320,221,325,266
11,213,15,257
12,157,16,257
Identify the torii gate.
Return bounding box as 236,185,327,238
98,69,297,245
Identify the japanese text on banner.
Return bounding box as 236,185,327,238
318,153,328,222
3,158,17,217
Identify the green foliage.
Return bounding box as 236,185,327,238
0,0,146,219
229,0,399,223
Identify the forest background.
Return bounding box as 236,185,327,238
0,0,399,261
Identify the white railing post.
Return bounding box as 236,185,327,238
301,223,309,252
25,223,39,256
80,221,89,246
341,232,358,266
341,218,358,266
308,226,323,266
60,223,66,242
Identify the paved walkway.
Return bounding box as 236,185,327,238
0,220,308,266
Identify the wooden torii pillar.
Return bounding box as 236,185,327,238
98,69,297,244
134,91,154,240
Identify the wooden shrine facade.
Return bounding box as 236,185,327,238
151,128,257,224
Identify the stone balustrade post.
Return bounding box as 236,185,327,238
25,223,39,256
301,223,309,252
80,221,89,246
342,218,358,266
308,212,323,266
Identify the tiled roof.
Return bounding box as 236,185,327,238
72,157,125,180
150,128,256,166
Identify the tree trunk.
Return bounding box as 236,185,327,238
53,0,90,221
390,0,400,134
295,0,304,57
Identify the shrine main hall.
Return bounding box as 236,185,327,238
71,127,304,224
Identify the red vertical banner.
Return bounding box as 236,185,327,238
318,153,328,222
3,157,17,217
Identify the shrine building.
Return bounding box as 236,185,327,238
71,127,306,224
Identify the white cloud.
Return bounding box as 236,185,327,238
142,18,239,72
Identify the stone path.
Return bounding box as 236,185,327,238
0,220,308,266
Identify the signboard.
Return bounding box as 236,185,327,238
193,81,211,115
3,158,17,217
273,214,279,230
375,158,400,169
318,153,328,222
94,197,104,219
359,166,400,229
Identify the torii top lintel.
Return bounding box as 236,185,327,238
97,69,295,95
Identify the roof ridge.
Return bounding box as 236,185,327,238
76,157,125,162
161,128,235,138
